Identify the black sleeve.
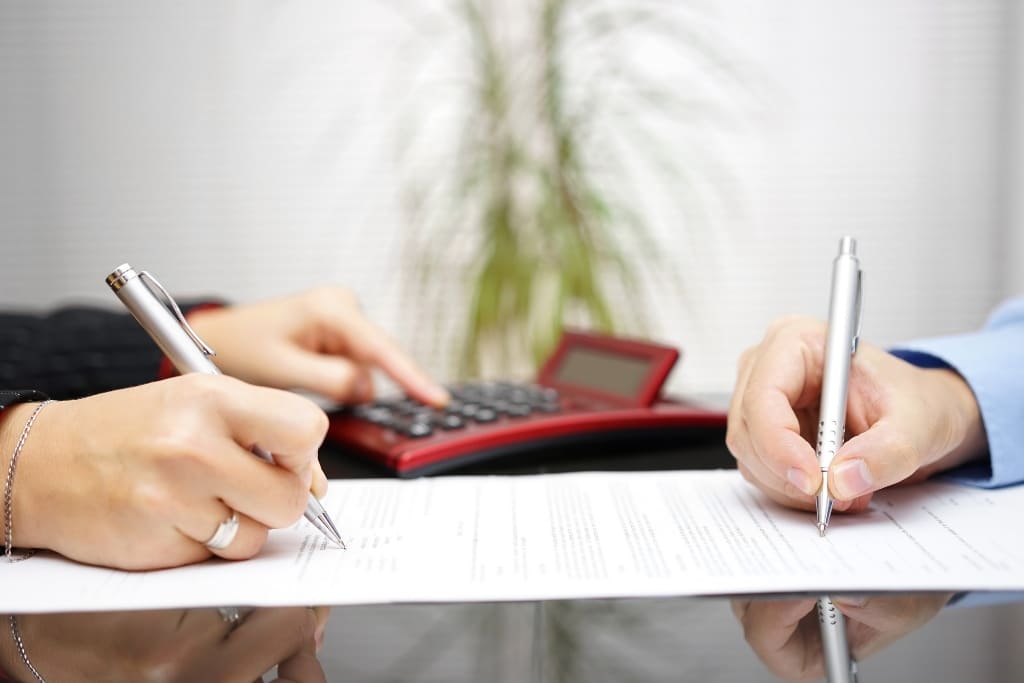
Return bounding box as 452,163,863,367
0,302,216,400
0,389,50,412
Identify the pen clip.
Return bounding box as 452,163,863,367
138,271,217,357
851,268,863,355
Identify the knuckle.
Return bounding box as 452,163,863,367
307,405,330,440
739,385,767,419
724,427,743,458
287,394,330,443
736,346,756,373
267,478,308,528
148,424,214,472
128,480,177,519
170,373,232,408
306,285,357,313
773,314,812,333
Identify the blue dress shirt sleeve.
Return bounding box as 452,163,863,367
889,297,1024,488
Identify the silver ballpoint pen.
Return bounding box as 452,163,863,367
816,236,862,535
815,237,862,683
106,264,345,549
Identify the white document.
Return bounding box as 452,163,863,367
3,470,1022,613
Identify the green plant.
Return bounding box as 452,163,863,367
398,0,750,379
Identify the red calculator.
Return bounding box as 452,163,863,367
325,330,727,477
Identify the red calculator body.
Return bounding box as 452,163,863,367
325,331,727,477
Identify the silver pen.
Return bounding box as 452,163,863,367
815,237,862,683
818,596,858,683
106,264,345,549
816,236,862,536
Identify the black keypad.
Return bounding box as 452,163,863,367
348,382,560,438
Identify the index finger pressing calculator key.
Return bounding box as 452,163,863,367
325,330,727,477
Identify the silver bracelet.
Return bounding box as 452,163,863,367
8,615,45,682
4,400,52,563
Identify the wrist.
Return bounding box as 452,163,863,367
0,402,61,554
923,368,987,475
0,619,18,682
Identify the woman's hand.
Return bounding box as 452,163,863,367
1,374,328,570
726,316,987,513
731,594,952,681
0,606,330,683
187,287,448,407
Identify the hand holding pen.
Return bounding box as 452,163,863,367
0,269,447,570
107,266,452,550
732,594,953,681
107,265,345,548
727,237,990,683
726,248,986,511
3,368,331,569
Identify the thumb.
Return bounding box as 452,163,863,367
828,419,925,501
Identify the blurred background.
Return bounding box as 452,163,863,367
2,1,1021,396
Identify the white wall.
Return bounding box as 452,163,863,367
0,0,1016,394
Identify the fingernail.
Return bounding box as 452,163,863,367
832,459,874,499
429,385,450,408
787,467,815,495
834,595,868,608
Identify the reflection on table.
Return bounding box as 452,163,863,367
0,606,329,683
4,594,1023,682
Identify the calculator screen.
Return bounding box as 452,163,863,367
553,346,653,399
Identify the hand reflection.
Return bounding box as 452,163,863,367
731,594,953,681
0,606,330,683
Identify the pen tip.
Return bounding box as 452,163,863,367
325,528,346,548
818,523,827,538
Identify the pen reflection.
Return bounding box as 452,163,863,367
731,593,953,681
1,605,330,683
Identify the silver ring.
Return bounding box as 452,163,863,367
217,606,241,626
204,511,240,550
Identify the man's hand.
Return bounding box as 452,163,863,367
731,594,952,681
726,317,986,512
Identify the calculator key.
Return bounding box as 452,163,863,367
532,387,560,402
399,420,433,438
409,409,436,423
532,401,561,414
506,388,530,404
505,403,531,417
394,399,424,416
489,400,511,414
354,405,396,425
472,407,498,423
439,414,465,430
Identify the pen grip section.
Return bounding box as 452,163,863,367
816,418,842,469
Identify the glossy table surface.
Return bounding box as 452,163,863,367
3,434,1021,682
4,593,1023,682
